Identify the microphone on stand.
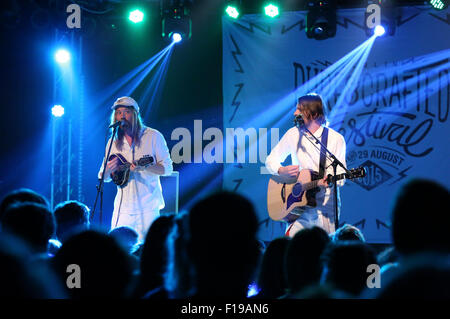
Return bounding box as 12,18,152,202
108,120,126,129
294,114,304,127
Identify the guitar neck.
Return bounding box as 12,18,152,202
302,172,347,191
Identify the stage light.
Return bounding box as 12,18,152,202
365,0,396,37
129,9,144,23
54,49,70,64
161,0,192,42
225,5,240,19
306,0,337,40
247,282,260,297
264,3,280,18
429,0,448,10
172,32,182,43
225,0,241,19
374,25,385,36
52,105,64,117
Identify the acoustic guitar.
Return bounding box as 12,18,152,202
267,167,366,223
109,153,155,187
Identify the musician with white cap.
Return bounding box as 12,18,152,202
98,96,173,240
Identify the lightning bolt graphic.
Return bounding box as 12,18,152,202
229,83,244,123
230,35,243,73
389,166,412,185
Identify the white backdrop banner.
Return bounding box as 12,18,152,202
222,7,450,243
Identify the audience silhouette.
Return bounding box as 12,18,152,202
375,253,450,299
133,214,175,298
0,231,66,298
165,192,260,298
321,241,377,296
331,223,365,242
0,178,448,299
109,226,140,254
283,226,330,298
54,200,90,244
391,178,450,257
1,202,55,255
253,237,290,299
0,188,49,221
52,230,133,298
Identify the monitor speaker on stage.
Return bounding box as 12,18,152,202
160,171,179,215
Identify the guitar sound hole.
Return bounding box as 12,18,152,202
292,183,303,198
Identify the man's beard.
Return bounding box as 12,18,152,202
119,119,131,128
118,120,133,134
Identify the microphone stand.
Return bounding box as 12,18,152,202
91,124,119,224
294,117,352,232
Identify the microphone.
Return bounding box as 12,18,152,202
108,120,126,129
294,114,304,127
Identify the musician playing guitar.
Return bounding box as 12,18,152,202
98,96,173,241
265,93,347,237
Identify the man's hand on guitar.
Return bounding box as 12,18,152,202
106,157,119,176
278,165,299,178
317,174,329,188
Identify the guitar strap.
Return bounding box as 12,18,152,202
318,127,329,179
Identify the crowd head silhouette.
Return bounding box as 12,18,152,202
0,178,448,299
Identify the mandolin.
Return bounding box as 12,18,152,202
109,153,154,187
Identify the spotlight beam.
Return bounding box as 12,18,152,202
293,37,378,102
93,45,173,109
122,46,173,96
142,46,175,119
334,59,450,118
320,42,372,100
328,36,377,126
234,37,379,133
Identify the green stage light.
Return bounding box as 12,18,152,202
264,4,280,18
225,5,240,19
429,0,447,10
129,9,144,23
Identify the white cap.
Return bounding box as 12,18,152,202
111,96,139,113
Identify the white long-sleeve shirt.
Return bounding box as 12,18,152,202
98,127,173,214
265,125,347,216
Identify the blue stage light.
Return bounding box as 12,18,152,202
374,25,385,37
172,32,182,43
52,105,64,117
247,282,260,297
54,49,70,64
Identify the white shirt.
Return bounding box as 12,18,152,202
265,125,347,213
98,127,173,214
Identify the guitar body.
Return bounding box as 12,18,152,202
267,169,320,223
267,166,366,223
108,153,154,187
